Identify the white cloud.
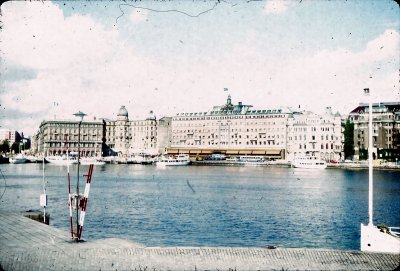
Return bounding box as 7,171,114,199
0,1,165,134
205,28,399,115
0,1,398,137
129,8,148,23
264,0,289,15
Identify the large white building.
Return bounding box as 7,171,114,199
31,98,346,161
33,119,104,157
169,95,288,159
286,107,343,162
32,106,162,157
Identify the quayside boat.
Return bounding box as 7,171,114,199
291,157,327,169
156,154,190,167
127,153,154,165
360,87,399,253
237,156,268,166
80,157,105,166
45,155,77,165
9,154,28,164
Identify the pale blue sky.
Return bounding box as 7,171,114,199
1,0,399,136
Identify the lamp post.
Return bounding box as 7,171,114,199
364,88,373,226
73,111,86,241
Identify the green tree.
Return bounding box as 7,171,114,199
343,119,354,159
11,142,20,154
0,140,10,154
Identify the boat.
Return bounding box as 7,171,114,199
45,155,77,165
291,157,327,169
25,155,38,163
208,154,226,160
360,88,400,253
237,156,268,166
9,154,28,164
80,157,105,165
156,154,190,167
127,153,154,165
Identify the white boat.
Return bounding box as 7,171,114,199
45,155,77,165
360,88,400,253
80,157,105,165
127,153,154,164
237,156,268,166
25,155,38,163
291,157,327,169
156,154,190,167
9,154,28,164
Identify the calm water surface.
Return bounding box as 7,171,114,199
0,163,399,250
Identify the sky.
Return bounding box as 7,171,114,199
0,0,399,136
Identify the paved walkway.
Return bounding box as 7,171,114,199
0,212,398,271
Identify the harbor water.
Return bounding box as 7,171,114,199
0,163,399,251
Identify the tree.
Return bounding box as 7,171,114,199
11,142,20,154
0,140,10,154
343,119,354,159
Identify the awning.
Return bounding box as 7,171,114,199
226,150,239,154
167,149,179,154
239,150,252,155
252,150,266,155
201,150,213,154
178,149,190,154
266,150,281,155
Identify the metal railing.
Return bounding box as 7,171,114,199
388,227,400,237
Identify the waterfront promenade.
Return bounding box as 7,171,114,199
0,212,398,271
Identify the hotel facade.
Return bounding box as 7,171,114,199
168,96,343,161
168,95,288,159
31,96,345,161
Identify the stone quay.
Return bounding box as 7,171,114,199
0,212,398,271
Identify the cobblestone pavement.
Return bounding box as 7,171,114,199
0,212,399,271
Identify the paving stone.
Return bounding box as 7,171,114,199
0,212,399,271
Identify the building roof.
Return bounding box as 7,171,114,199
175,95,287,117
349,102,400,114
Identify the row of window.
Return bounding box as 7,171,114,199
174,114,286,121
288,135,339,141
172,140,283,146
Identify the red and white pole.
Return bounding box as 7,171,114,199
77,164,94,239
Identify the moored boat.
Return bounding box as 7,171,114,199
127,153,154,164
237,155,268,166
9,154,28,164
360,88,400,253
156,154,190,167
45,155,77,165
291,157,327,169
80,157,105,165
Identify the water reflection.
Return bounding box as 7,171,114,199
0,163,399,250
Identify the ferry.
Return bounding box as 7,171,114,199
291,157,327,169
156,154,190,167
237,156,268,166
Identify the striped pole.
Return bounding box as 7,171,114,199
67,170,74,239
77,164,94,239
